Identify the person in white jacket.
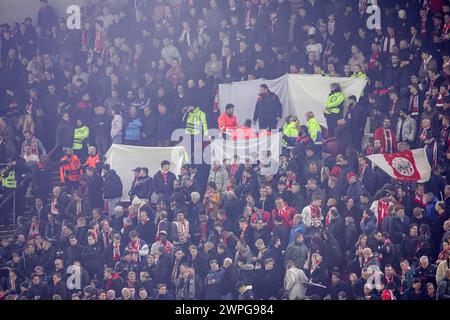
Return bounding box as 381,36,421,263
111,105,123,144
284,259,309,300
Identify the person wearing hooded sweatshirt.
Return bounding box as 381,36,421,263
284,233,308,270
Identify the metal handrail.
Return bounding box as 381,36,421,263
0,174,32,229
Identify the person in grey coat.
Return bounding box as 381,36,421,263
284,233,308,270
284,259,309,300
396,109,417,146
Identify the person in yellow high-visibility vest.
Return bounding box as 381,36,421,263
183,105,208,165
352,65,369,97
282,116,299,147
73,119,90,163
306,111,323,154
2,169,16,189
324,83,346,137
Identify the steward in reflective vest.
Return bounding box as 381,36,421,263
73,121,90,151
59,148,81,183
306,112,323,146
324,83,346,137
231,119,258,140
352,65,368,96
83,146,101,172
218,104,238,134
183,106,208,136
2,170,17,188
282,116,299,147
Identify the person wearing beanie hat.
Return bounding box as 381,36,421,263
345,171,362,203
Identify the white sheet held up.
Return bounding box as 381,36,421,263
219,74,367,128
104,144,187,201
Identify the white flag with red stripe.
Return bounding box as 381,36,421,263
366,149,432,183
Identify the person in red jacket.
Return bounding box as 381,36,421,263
231,119,258,140
374,117,397,153
271,197,297,229
218,103,238,135
59,147,82,194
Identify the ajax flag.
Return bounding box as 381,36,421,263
366,149,432,183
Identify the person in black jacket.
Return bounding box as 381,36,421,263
85,167,104,210
328,207,346,254
20,243,38,278
136,209,156,246
141,106,158,147
49,272,68,300
27,273,51,300
130,167,154,201
344,217,359,256
154,246,173,288
222,191,245,222
102,164,123,218
55,112,74,157
402,277,425,300
102,268,124,298
153,160,177,196
327,272,353,300
38,239,57,275
254,258,283,299
92,105,112,157
81,235,103,280
220,258,237,300
204,259,223,300
155,283,176,300
401,224,419,263
66,236,83,266
253,84,282,130
156,103,173,147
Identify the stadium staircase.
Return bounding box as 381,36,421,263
0,165,61,239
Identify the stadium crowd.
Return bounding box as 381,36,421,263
1,0,450,300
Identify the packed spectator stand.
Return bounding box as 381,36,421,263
0,0,450,301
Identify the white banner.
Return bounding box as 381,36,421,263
219,74,367,128
210,133,282,175
104,144,188,201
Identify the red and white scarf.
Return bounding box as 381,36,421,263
409,94,419,116
29,223,40,239
309,204,321,220
377,199,389,228
113,242,121,261
286,174,296,190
